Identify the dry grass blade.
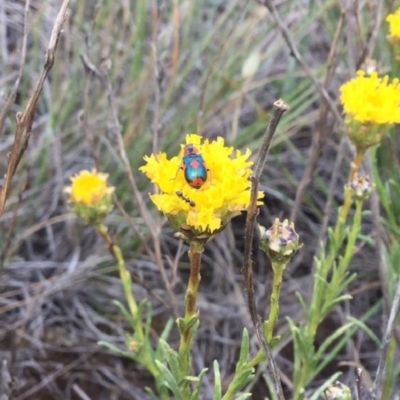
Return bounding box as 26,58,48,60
0,0,70,218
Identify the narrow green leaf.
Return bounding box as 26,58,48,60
190,368,208,400
156,338,171,361
98,341,136,360
160,318,174,342
144,387,159,400
316,322,354,359
347,317,381,347
113,300,135,327
238,329,250,366
235,394,252,400
213,360,222,400
295,291,307,312
155,360,182,400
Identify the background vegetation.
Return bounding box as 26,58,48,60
1,0,400,398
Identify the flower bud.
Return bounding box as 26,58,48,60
348,173,374,201
324,381,353,400
259,218,301,264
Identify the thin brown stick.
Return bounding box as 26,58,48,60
0,0,70,218
356,368,363,400
242,99,288,400
0,0,31,138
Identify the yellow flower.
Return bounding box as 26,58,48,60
140,134,263,240
66,169,114,205
340,71,400,150
65,169,114,224
387,8,400,39
340,70,400,125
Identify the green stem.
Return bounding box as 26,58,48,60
95,224,164,393
96,224,139,323
308,148,365,338
337,199,363,275
178,241,203,394
265,261,286,343
295,150,366,399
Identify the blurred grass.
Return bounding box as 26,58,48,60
1,0,400,398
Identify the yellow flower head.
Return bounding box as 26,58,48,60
340,70,400,124
66,169,114,205
387,8,400,39
140,134,264,240
65,169,114,224
340,70,400,150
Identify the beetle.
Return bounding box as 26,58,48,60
181,144,208,189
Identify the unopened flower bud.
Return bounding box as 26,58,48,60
348,173,374,201
259,218,301,264
324,381,353,400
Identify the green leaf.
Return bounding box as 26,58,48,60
155,360,182,400
238,329,250,366
347,317,381,347
235,394,252,400
295,291,307,312
213,360,222,400
262,373,279,400
190,368,208,400
98,341,136,360
269,335,281,348
168,349,181,382
160,318,174,342
143,301,153,338
144,387,159,400
113,300,135,327
316,322,354,359
156,338,171,362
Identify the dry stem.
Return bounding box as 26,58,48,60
0,0,70,218
242,99,288,400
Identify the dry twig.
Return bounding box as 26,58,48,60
243,99,288,400
0,0,70,218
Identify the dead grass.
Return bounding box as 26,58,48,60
0,0,399,398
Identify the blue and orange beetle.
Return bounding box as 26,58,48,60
181,144,208,189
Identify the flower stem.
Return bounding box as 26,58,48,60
95,224,139,328
185,241,203,318
265,261,286,343
178,241,203,391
